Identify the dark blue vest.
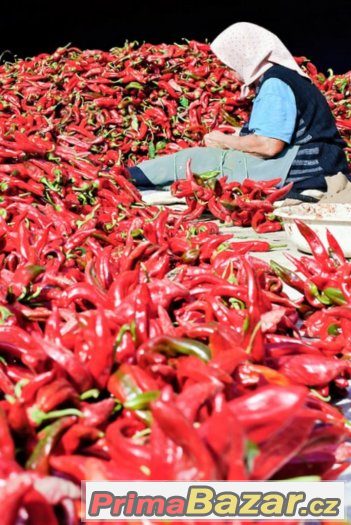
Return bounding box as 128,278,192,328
242,65,349,187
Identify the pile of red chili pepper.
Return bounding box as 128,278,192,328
0,42,349,168
0,168,350,524
0,42,349,524
171,160,294,231
0,42,348,234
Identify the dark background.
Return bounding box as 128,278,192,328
0,0,350,73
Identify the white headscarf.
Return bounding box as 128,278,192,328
211,22,310,98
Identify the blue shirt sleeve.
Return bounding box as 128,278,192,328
248,78,297,143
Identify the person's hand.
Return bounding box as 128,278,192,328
204,131,230,148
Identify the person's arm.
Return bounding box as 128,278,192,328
204,78,297,159
204,131,285,158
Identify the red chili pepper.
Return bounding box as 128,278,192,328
61,423,103,453
276,354,351,387
108,363,158,403
9,264,44,299
326,228,346,265
85,310,114,388
34,333,93,392
266,181,293,202
34,377,78,412
152,399,217,479
228,385,308,443
296,219,336,272
270,260,306,293
253,214,282,233
26,416,76,474
50,453,147,481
